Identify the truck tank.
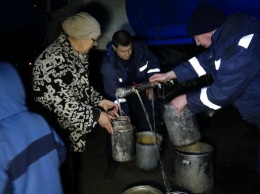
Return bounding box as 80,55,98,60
125,0,260,46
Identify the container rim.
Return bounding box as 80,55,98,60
123,185,162,194
174,142,213,155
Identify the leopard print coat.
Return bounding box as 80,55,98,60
32,33,103,152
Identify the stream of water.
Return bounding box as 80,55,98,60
135,90,172,193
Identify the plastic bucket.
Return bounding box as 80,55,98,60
136,131,163,170
174,142,214,193
123,185,162,194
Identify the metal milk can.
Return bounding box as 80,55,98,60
112,116,134,162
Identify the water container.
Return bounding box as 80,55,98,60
174,142,214,193
123,185,162,194
163,104,201,146
112,116,134,162
135,131,163,170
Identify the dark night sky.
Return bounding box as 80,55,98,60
0,0,46,64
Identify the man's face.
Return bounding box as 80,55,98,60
113,44,132,60
194,32,213,48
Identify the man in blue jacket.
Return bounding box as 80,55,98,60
101,30,160,181
0,62,66,194
149,4,260,179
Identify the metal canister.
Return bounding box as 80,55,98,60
174,142,214,193
112,116,134,162
163,104,201,147
123,185,162,194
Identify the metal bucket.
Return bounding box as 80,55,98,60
136,131,163,170
174,142,214,193
112,116,134,162
123,185,162,194
163,104,201,147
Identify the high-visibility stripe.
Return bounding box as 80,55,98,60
189,57,206,76
200,87,221,110
139,61,148,72
147,68,160,73
8,133,56,181
215,59,221,70
238,34,254,49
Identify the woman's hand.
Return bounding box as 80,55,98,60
98,99,119,117
98,111,115,133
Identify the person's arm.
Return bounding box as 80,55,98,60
187,45,260,113
0,143,8,194
33,55,103,134
173,50,211,83
51,127,67,164
149,50,211,83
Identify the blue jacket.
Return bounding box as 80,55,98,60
0,62,66,194
100,41,160,114
173,14,260,127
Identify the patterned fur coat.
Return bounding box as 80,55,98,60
32,33,103,152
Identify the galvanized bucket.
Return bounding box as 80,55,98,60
163,104,201,147
112,116,134,162
135,131,163,170
174,142,214,193
123,185,162,194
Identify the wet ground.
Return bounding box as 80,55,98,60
82,105,260,194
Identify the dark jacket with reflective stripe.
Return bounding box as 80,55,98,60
173,14,260,127
0,62,66,194
100,41,160,114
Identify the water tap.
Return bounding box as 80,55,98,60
115,81,159,98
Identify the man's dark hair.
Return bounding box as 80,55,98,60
112,30,132,48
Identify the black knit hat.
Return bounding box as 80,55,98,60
186,4,226,36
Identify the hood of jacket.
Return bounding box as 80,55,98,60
0,62,27,121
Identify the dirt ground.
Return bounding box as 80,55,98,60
81,105,260,194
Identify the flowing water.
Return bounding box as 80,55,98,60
135,90,172,193
116,96,123,116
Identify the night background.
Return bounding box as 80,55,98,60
1,0,260,193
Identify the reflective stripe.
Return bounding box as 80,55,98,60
8,133,56,181
114,98,126,104
215,59,221,70
189,57,206,76
139,61,148,72
118,77,123,82
147,68,160,73
238,34,254,49
200,87,221,110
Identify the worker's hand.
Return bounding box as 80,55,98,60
146,88,154,100
170,94,187,119
98,99,119,117
98,111,115,133
149,71,176,83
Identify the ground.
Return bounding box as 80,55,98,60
81,105,260,194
